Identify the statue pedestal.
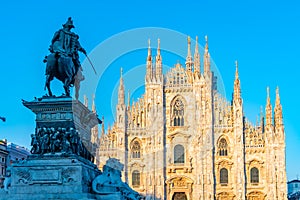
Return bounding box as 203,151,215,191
22,96,100,152
7,155,101,200
0,96,104,199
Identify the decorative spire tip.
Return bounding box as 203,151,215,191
267,87,270,98
148,39,151,48
187,36,191,44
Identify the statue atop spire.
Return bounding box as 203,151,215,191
205,35,209,52
204,35,210,75
233,60,241,104
147,39,151,61
274,86,283,127
185,36,193,72
235,60,239,78
92,94,96,113
118,67,125,105
275,86,281,106
155,38,162,82
156,38,161,60
265,87,272,126
146,39,152,83
194,36,200,75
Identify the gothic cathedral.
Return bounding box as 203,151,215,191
96,36,287,200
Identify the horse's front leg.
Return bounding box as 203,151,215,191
64,78,71,97
45,75,53,96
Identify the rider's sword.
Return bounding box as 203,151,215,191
84,53,97,75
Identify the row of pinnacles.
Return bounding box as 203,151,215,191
145,36,212,85
114,35,284,132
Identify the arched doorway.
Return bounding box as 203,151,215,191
172,192,187,200
166,176,193,200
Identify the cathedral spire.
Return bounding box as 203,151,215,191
157,38,161,57
233,61,242,104
194,36,200,75
265,87,272,126
127,90,130,108
155,38,162,82
204,35,211,75
101,116,105,137
146,39,152,83
275,86,281,107
118,68,125,105
84,94,88,108
260,106,265,132
185,36,193,72
274,86,283,127
92,94,96,113
148,38,151,60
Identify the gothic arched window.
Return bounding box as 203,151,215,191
250,167,259,183
220,168,228,184
218,138,228,156
131,141,141,158
172,98,185,126
132,170,140,187
174,144,185,164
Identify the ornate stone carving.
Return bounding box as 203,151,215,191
16,169,32,184
92,158,142,200
61,167,77,183
29,126,93,161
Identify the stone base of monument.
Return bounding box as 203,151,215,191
95,193,123,200
3,154,101,200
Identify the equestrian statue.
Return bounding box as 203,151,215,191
44,17,88,98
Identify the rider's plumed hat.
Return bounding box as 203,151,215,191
63,17,75,28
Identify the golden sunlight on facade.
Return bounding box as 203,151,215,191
93,36,287,200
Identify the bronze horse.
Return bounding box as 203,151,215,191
44,53,77,97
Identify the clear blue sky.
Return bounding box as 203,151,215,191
0,1,299,180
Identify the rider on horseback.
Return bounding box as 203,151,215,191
44,17,86,97
49,17,86,74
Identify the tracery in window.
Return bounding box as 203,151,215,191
218,138,228,156
172,98,184,126
131,140,141,158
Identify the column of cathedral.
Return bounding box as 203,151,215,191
265,87,276,199
232,61,246,199
144,40,154,196
265,86,287,199
191,36,204,199
202,36,215,199
116,68,128,182
274,87,287,199
143,39,165,198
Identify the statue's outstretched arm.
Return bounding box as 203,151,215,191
76,40,86,54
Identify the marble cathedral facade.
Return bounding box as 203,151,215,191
96,36,287,200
